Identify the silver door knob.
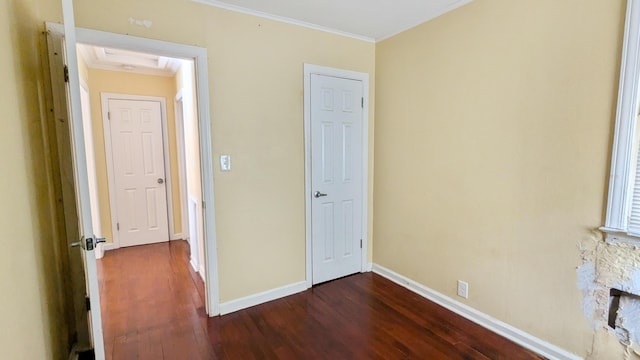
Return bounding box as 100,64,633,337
314,191,328,198
157,178,164,184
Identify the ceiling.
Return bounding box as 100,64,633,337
76,1,472,73
194,0,472,42
77,43,182,77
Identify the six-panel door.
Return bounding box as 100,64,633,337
109,99,170,247
311,74,364,285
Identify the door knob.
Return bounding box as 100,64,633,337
70,236,106,251
314,191,328,198
157,178,164,184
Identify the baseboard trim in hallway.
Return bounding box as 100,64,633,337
371,263,581,360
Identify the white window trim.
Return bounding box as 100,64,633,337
602,0,640,246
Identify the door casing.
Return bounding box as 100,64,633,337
174,91,190,244
46,22,220,316
303,64,370,288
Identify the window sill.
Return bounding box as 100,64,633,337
599,226,640,247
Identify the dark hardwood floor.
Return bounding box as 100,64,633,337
97,241,545,359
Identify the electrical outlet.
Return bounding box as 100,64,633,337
457,280,469,299
220,155,231,172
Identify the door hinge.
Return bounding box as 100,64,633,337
63,65,69,83
361,97,364,108
202,201,206,210
360,239,363,248
117,222,120,231
108,111,111,120
85,297,91,311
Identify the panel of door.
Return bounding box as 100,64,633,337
45,0,106,357
311,74,364,285
108,99,170,247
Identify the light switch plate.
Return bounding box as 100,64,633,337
220,155,231,171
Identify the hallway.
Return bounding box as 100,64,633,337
98,241,207,359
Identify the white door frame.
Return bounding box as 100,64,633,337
101,93,174,249
80,79,102,241
303,64,370,288
174,90,190,243
46,22,221,316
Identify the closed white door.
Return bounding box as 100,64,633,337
108,99,170,247
311,74,363,285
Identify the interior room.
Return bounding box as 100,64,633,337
2,0,640,359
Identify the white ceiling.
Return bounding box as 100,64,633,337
77,1,472,73
194,0,472,42
77,43,182,77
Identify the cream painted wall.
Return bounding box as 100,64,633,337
2,0,373,355
68,0,376,302
374,0,624,357
3,0,632,358
0,0,72,358
87,68,182,243
77,46,89,83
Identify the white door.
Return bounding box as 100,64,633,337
311,74,364,285
107,99,170,247
46,0,105,358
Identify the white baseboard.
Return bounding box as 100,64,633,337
366,262,373,272
102,243,118,251
170,233,184,241
219,281,307,315
190,258,199,272
199,264,206,283
96,242,118,259
371,264,582,360
95,244,104,260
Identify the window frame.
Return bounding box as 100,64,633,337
602,0,640,244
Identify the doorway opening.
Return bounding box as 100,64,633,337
75,43,205,274
45,22,220,358
75,42,212,343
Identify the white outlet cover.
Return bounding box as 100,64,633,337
457,280,469,299
220,154,231,171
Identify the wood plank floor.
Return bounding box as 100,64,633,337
97,241,545,359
